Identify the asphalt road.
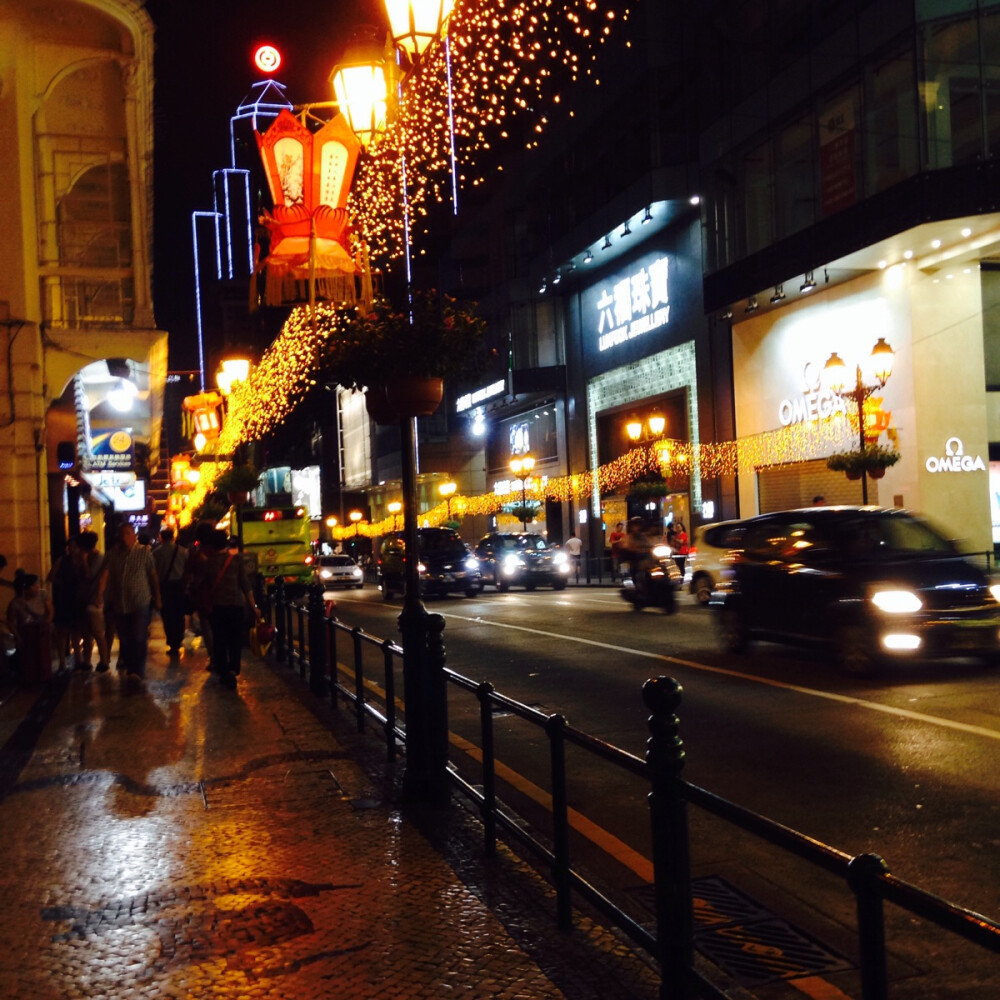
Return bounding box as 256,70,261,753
320,580,1000,1000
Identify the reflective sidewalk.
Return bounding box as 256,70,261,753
0,623,660,999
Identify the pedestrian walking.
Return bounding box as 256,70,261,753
6,571,53,684
204,529,257,690
563,531,583,582
75,530,110,673
153,527,188,658
48,537,83,669
609,521,626,580
104,523,161,684
182,521,217,660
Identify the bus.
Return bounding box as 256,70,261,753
233,505,313,587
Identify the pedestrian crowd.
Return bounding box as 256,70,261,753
1,520,258,691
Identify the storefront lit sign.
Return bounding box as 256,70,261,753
778,361,848,426
456,380,505,413
596,256,670,352
925,437,985,473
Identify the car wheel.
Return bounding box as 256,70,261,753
497,574,510,593
525,582,536,591
718,608,750,653
356,583,364,590
553,579,567,591
835,624,878,677
465,586,481,597
692,573,713,605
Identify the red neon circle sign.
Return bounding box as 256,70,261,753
253,44,282,75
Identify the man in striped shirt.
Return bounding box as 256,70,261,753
104,523,161,682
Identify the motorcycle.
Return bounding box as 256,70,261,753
619,544,682,613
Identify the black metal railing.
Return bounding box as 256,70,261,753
262,581,1000,1000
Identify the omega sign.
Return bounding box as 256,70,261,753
925,437,985,474
778,361,848,426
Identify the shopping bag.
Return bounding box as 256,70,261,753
250,622,275,657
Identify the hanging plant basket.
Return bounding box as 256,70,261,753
827,445,900,480
385,376,444,418
364,385,398,425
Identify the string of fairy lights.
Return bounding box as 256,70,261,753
174,0,876,531
348,0,632,262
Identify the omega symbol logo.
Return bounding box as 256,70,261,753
926,437,985,473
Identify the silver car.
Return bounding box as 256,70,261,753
683,520,745,604
314,554,365,589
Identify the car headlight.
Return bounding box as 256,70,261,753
870,589,923,613
552,551,568,566
502,555,524,573
990,583,1000,603
417,562,427,574
320,569,333,580
652,544,671,559
465,556,480,571
352,567,363,578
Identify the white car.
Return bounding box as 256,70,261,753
684,520,745,604
314,554,365,589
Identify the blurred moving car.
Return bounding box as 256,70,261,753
314,554,364,589
710,506,1000,675
378,527,483,599
475,532,570,591
683,520,745,604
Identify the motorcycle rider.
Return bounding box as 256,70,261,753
624,517,656,602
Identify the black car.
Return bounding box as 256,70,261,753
709,506,1000,675
378,527,483,599
475,532,571,591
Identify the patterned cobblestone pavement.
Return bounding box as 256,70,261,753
0,625,661,999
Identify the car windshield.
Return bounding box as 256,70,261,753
419,531,466,556
321,556,354,567
517,536,547,551
836,513,955,557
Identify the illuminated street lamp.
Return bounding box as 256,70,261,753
330,27,389,147
509,455,535,531
626,408,666,443
387,500,402,530
821,337,895,504
438,480,456,520
349,509,364,535
216,357,251,397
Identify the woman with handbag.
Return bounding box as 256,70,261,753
203,529,257,690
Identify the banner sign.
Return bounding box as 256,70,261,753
89,429,135,471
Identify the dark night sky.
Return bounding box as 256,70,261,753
144,0,381,372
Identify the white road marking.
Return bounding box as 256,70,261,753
439,611,1000,742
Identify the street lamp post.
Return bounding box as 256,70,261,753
387,500,402,531
331,0,455,807
822,338,895,505
509,455,535,531
439,480,456,522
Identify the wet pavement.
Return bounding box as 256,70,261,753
0,622,661,999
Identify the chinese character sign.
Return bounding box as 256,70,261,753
594,256,670,352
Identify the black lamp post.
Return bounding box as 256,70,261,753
822,338,895,504
509,455,534,530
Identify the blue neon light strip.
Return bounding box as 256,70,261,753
445,34,459,216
